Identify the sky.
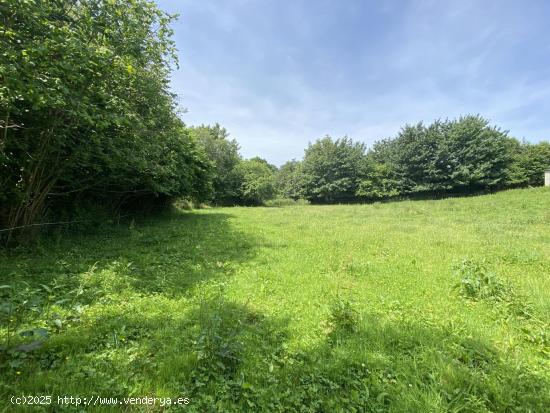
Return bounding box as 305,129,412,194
155,0,550,166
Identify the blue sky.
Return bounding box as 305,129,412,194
156,0,550,165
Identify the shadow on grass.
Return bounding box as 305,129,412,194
1,211,548,412
0,210,257,299
176,305,546,413
15,295,546,413
0,210,259,392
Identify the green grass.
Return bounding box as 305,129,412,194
1,188,549,412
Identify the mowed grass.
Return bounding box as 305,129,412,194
1,188,549,412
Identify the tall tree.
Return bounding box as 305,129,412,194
362,115,516,197
440,115,513,189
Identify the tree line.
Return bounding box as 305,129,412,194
194,116,550,206
1,1,549,241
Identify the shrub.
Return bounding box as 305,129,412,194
275,160,307,200
327,297,360,334
508,142,550,186
194,314,242,376
189,124,243,205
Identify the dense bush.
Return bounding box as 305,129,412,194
356,158,401,200
362,116,515,197
454,259,510,302
189,125,283,206
0,0,211,240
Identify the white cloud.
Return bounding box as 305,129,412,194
159,0,550,165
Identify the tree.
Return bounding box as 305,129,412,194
302,136,365,203
189,124,242,205
275,160,306,200
439,115,513,189
0,0,212,238
508,141,550,186
356,156,401,200
234,158,276,205
360,115,516,198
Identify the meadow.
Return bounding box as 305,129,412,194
1,187,549,412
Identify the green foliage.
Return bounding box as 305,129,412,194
264,198,310,207
454,259,537,320
194,300,243,378
508,141,550,186
275,160,307,200
189,124,243,205
443,116,513,188
302,136,366,203
234,157,277,205
327,297,360,334
0,0,212,238
454,259,510,302
356,157,401,200
363,115,548,202
364,116,516,197
296,116,531,204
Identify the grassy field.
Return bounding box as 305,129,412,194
1,188,549,412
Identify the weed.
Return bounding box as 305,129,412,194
194,316,242,376
454,259,510,302
327,296,360,334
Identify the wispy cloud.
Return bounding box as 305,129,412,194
157,0,550,165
